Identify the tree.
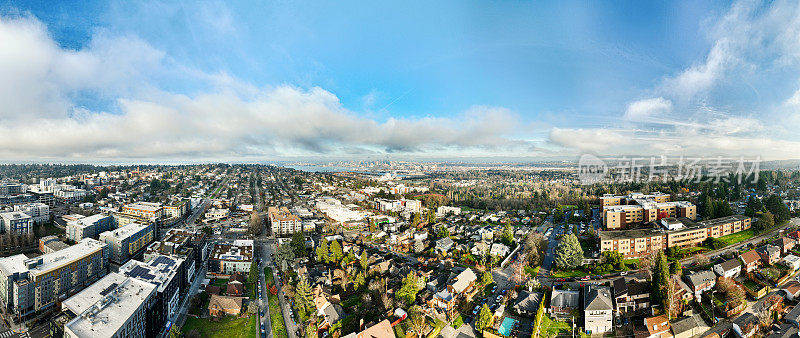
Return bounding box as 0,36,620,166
553,233,583,270
248,211,263,235
275,244,296,271
296,275,315,313
764,195,790,223
524,232,548,267
169,324,182,338
396,272,420,306
329,240,344,262
409,306,429,338
510,257,527,286
248,261,259,285
601,250,623,270
248,302,259,314
694,253,710,267
317,239,329,263
651,250,670,307
481,270,494,286
670,260,682,276
353,272,366,290
360,252,369,272
475,304,492,332
501,224,514,245
755,211,775,233
291,231,307,257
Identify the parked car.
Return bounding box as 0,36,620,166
580,276,590,281
620,271,628,276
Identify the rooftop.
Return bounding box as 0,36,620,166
118,255,183,293
0,238,106,277
62,272,156,337
124,202,162,212
100,222,151,240
211,242,253,261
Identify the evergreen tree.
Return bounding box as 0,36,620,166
553,233,584,270
296,275,314,313
360,252,369,271
316,239,329,263
475,304,493,332
651,250,670,306
329,240,344,262
480,270,494,285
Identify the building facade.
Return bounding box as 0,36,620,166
66,214,116,242
0,238,110,322
99,222,155,264
268,206,302,236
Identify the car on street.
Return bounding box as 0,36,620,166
580,276,589,281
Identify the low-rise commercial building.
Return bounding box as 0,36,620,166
0,238,110,322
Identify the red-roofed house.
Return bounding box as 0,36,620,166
774,237,796,255
739,250,761,272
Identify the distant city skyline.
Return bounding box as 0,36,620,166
2,0,800,161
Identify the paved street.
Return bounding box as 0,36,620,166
263,240,299,338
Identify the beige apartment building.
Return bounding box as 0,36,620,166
601,192,696,229
268,206,302,236
600,215,750,258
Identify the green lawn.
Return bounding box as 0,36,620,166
264,267,288,338
540,315,571,338
550,270,590,278
715,229,756,246
181,314,258,338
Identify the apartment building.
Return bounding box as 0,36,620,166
601,192,696,229
61,272,155,338
99,222,155,264
65,214,116,242
0,211,33,234
208,240,253,275
268,206,302,236
119,255,185,338
144,229,209,284
122,202,164,220
0,238,110,322
163,200,188,219
12,203,49,224
600,215,751,258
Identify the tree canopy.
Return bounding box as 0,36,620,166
553,233,583,270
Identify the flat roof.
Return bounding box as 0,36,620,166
697,215,749,227
100,222,151,240
63,273,156,337
119,255,183,293
67,214,110,229
0,238,106,278
124,202,162,212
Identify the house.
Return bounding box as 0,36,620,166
550,289,580,319
227,280,245,297
783,281,800,301
448,268,477,297
490,243,510,257
767,323,798,338
470,241,490,256
785,255,800,271
774,237,796,255
673,275,695,302
435,237,454,255
512,290,542,316
208,295,243,317
318,302,344,330
644,315,673,338
789,231,800,240
757,245,782,265
732,313,759,338
787,305,800,329
206,285,221,295
714,259,742,279
352,319,395,338
612,277,651,314
671,315,703,338
740,250,762,272
685,270,716,298
583,286,613,334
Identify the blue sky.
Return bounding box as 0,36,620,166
1,0,799,161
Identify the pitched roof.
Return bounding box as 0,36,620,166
513,290,542,313
740,250,761,265
645,315,671,335
357,320,395,338
716,259,741,272
551,289,579,309
208,295,242,312
784,281,800,297
671,316,700,336
686,270,715,288
775,237,795,247
584,286,613,311
612,278,627,297
451,268,477,294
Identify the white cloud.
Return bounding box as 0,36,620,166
624,97,673,120
0,14,531,160
548,128,627,152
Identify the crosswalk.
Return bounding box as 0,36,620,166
0,330,30,338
